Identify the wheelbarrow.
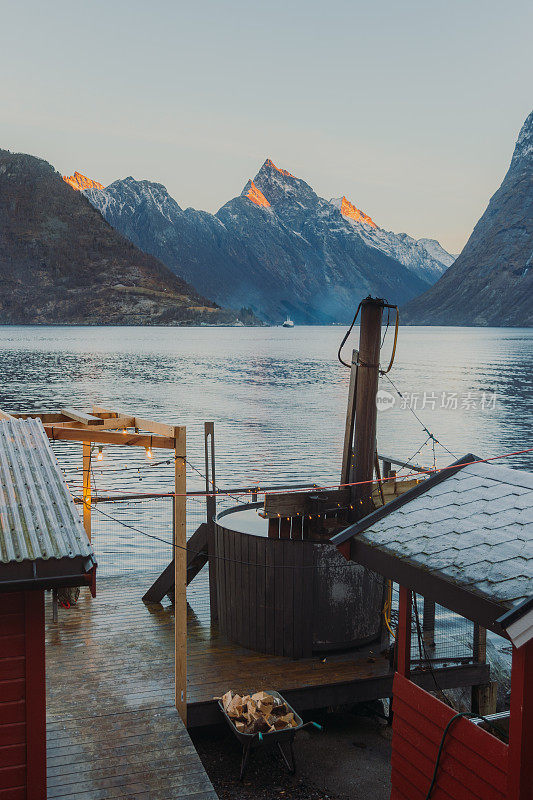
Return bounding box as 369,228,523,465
218,690,321,780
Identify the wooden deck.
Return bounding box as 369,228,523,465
45,569,489,797
45,572,218,800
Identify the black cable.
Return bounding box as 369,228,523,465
412,593,453,706
424,711,473,800
382,373,457,460
380,307,390,350
338,301,363,368
396,436,433,474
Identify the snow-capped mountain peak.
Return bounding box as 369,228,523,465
328,195,453,280
252,158,318,207
417,238,457,267
262,158,294,178
330,196,377,228
81,157,456,323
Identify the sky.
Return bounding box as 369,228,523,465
1,0,532,253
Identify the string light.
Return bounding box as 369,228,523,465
145,436,153,459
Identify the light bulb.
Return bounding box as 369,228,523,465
97,447,103,461
146,447,153,459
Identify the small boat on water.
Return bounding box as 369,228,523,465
282,317,294,328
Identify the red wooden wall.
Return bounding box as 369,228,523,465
391,672,508,800
0,591,46,800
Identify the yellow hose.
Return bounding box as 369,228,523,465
382,580,395,639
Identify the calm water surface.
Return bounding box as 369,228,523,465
1,325,531,491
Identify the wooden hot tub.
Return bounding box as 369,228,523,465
214,503,384,659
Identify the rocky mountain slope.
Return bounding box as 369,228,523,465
402,111,533,326
80,159,454,324
0,150,246,325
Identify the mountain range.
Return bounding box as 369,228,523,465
0,151,250,325
402,111,533,326
70,159,455,324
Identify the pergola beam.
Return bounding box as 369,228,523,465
43,425,175,449
92,406,175,437
60,408,105,426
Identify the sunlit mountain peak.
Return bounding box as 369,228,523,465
333,195,377,228
262,159,295,178
63,171,104,192
243,180,271,207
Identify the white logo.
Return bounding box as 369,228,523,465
376,389,395,412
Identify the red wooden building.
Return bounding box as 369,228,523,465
0,418,96,800
333,454,532,800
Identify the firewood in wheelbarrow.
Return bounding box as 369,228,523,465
251,691,274,704
269,703,289,717
226,694,244,717
221,690,234,711
245,718,271,735
271,718,291,731
278,713,297,727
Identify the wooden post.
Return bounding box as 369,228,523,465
174,426,187,725
397,586,411,678
422,598,435,647
82,442,91,542
471,624,497,716
352,297,384,519
340,349,358,486
204,422,218,623
507,640,533,800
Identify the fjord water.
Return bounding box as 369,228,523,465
1,325,531,491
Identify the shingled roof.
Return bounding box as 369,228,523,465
331,455,533,636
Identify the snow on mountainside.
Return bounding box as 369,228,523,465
402,110,533,326
417,238,457,267
71,159,454,323
329,197,453,282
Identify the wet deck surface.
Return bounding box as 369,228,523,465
45,571,219,800
45,569,488,797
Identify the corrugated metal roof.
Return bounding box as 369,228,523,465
356,460,532,610
0,417,93,564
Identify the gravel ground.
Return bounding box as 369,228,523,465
191,705,392,800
